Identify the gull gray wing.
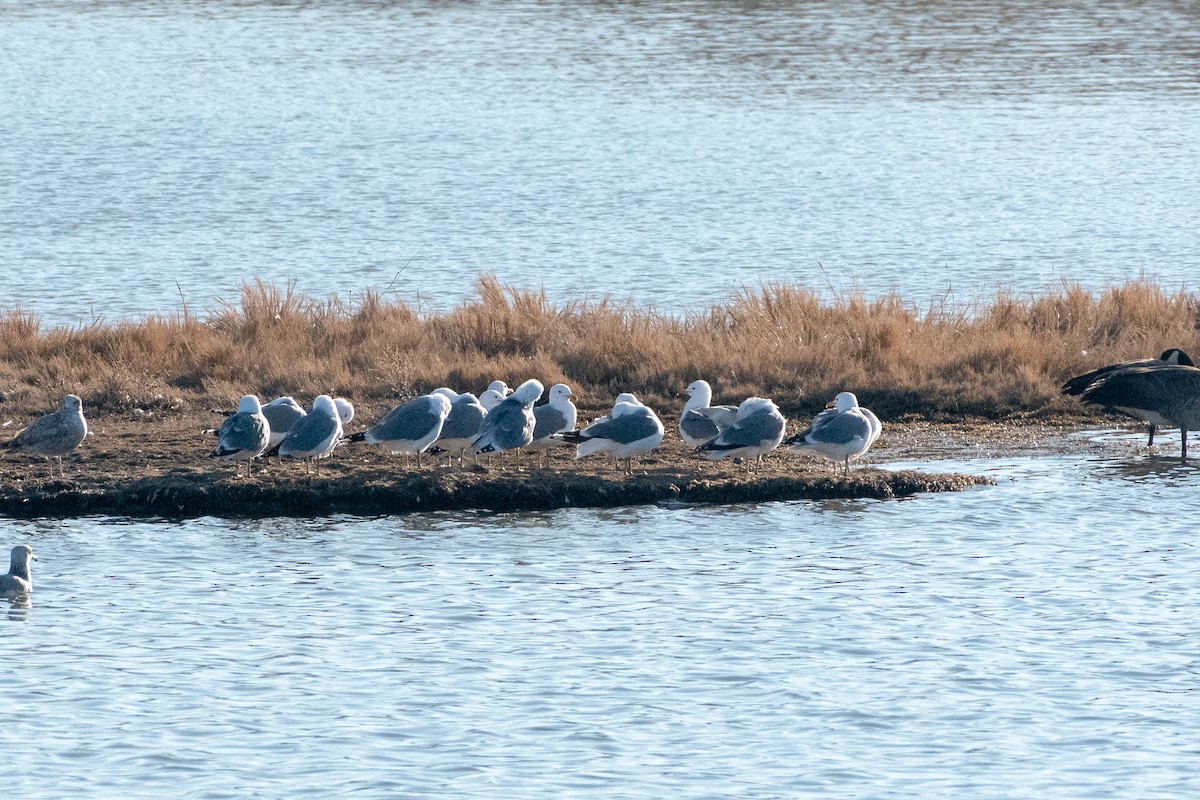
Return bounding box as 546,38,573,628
532,404,569,441
281,412,340,455
582,409,661,444
370,397,443,443
680,409,719,442
713,409,785,448
438,395,486,440
216,412,269,455
476,398,534,450
806,409,871,445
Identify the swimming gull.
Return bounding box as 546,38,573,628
1063,348,1194,446
1078,363,1200,462
472,379,544,462
348,393,452,467
210,394,272,476
565,401,664,475
429,388,487,466
1,394,88,478
679,379,738,449
525,383,578,467
279,394,343,474
699,397,786,470
786,391,878,475
0,545,35,599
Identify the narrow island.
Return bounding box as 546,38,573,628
0,277,1192,518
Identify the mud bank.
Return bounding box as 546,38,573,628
0,414,1005,519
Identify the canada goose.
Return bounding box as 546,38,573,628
1078,364,1200,462
1062,348,1193,445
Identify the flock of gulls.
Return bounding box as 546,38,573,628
3,347,1200,601
205,378,884,478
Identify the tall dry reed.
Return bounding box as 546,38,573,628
0,276,1196,421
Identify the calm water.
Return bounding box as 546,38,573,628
3,444,1199,798
2,1,1199,324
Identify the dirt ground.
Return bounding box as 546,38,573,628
0,407,1151,519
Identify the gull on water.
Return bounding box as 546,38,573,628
430,389,487,466
699,397,786,470
679,379,737,449
211,394,272,476
1078,363,1200,462
472,379,544,462
525,383,577,467
279,394,343,474
1062,348,1194,446
1,394,88,478
349,393,452,467
786,391,879,475
0,545,35,598
566,400,664,475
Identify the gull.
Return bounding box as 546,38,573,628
1078,363,1200,462
525,383,578,467
1063,348,1194,445
211,394,271,476
679,379,738,449
430,389,487,466
1,394,88,478
786,391,879,475
0,545,35,598
333,397,355,427
479,385,511,412
279,394,343,474
348,393,452,467
472,379,544,463
699,397,786,470
565,401,664,475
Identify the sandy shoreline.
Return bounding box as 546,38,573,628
0,408,1147,519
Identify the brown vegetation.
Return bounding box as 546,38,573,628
0,276,1196,424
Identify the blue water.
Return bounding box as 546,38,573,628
2,1,1199,325
3,3,1200,796
4,449,1199,798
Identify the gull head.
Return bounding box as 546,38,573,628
684,380,713,403
828,392,861,411
511,379,545,406
236,395,263,414
312,394,339,418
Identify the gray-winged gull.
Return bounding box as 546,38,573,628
1078,363,1200,462
430,388,487,466
786,391,878,475
472,379,544,462
348,393,452,467
565,400,664,475
279,394,343,474
679,379,737,449
699,397,786,470
0,545,34,598
525,383,577,467
1,394,88,478
1063,348,1193,446
211,394,272,476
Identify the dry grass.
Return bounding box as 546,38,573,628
0,276,1197,422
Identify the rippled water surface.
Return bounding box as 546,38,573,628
3,1,1200,323
3,450,1199,798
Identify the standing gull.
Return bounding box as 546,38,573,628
348,393,452,467
1078,364,1200,462
279,394,343,474
1063,348,1194,446
430,389,487,466
786,391,879,475
1,394,88,478
699,397,786,470
525,383,578,467
565,401,665,475
0,545,35,598
472,379,544,462
211,394,271,476
679,379,737,449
